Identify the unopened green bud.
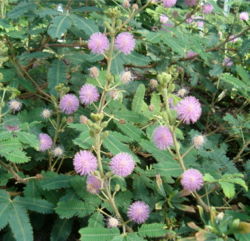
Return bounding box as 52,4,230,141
91,113,104,121
101,121,109,128
115,184,120,192
101,131,109,139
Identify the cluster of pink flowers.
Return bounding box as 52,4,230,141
88,32,135,55
223,57,233,67
185,0,197,7
79,84,100,105
202,4,214,14
86,175,102,194
153,126,173,150
59,84,99,115
59,94,79,115
127,201,150,224
175,96,202,124
73,150,98,175
181,168,204,192
39,133,53,152
162,0,177,8
239,12,249,21
110,153,135,177
9,99,22,112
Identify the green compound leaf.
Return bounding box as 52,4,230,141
132,84,146,113
70,15,99,36
14,197,54,214
79,227,120,241
48,15,72,39
55,199,92,219
138,223,167,238
47,59,67,95
39,174,73,190
50,218,73,241
7,2,36,19
8,200,33,241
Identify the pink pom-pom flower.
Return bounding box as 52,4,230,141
39,133,53,152
181,168,204,192
152,126,173,150
110,153,135,177
73,150,98,175
239,12,249,21
86,175,102,194
175,96,202,124
202,4,214,14
9,99,22,112
223,57,233,67
88,32,110,54
162,0,177,8
127,201,150,224
79,84,100,105
184,0,197,7
115,32,135,55
59,94,79,115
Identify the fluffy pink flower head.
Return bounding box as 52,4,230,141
185,0,197,7
107,217,119,228
239,12,249,21
181,168,203,192
127,201,150,224
88,32,109,54
115,32,135,55
110,153,135,177
73,150,97,175
86,175,102,194
162,0,177,8
79,84,99,105
202,4,214,14
160,14,169,24
193,135,205,149
9,99,22,112
223,57,233,67
175,96,202,124
39,133,53,152
186,50,197,58
153,126,173,150
59,94,79,115
229,35,240,43
5,125,19,132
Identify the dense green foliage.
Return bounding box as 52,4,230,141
0,0,249,240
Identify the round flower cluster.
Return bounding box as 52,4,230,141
202,4,213,14
192,135,205,149
223,57,233,67
52,146,64,156
41,109,52,119
175,96,202,124
162,0,177,8
110,153,135,177
79,84,100,105
86,175,102,194
107,217,119,228
181,168,204,192
88,32,136,55
73,150,97,175
9,99,22,112
87,32,109,54
153,126,173,150
239,12,249,21
59,94,79,115
115,32,135,55
185,0,197,7
127,201,150,224
39,133,53,152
